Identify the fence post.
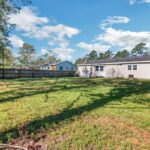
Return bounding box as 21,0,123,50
41,70,45,78
32,69,34,78
60,70,63,77
53,71,54,78
19,69,21,78
2,67,4,79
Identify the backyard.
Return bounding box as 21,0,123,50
0,77,150,149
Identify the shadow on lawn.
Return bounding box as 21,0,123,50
0,78,102,103
0,79,150,142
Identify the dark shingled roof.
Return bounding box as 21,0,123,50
81,56,150,65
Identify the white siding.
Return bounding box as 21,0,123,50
78,65,93,77
78,63,150,79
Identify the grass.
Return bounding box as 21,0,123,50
0,77,150,149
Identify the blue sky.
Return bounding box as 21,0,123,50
9,0,150,62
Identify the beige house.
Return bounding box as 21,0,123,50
77,56,150,79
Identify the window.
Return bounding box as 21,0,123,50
128,65,137,71
100,66,104,71
95,66,99,71
60,66,63,70
128,65,132,70
133,65,137,70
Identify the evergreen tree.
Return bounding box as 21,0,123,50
88,50,98,61
131,42,148,56
114,50,129,58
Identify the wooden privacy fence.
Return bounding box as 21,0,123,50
0,69,75,79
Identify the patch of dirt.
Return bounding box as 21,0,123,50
0,82,7,90
9,129,47,150
84,116,150,146
127,125,150,145
9,123,70,150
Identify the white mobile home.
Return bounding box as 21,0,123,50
77,56,150,79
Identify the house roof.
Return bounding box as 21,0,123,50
50,61,62,65
37,61,61,67
79,56,150,65
38,61,74,67
51,61,74,66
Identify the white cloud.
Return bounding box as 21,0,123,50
51,48,74,60
100,16,130,29
9,6,80,61
96,27,150,50
144,0,150,3
41,48,48,55
92,16,150,51
129,0,137,4
41,48,74,60
129,0,150,5
22,24,80,42
10,7,49,33
76,16,130,54
43,24,80,48
9,7,80,42
77,42,110,53
9,35,24,48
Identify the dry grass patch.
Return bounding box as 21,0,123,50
84,115,150,148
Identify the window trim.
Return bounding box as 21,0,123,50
95,66,99,71
100,66,104,71
133,65,137,70
128,65,132,71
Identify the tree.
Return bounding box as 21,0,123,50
75,57,87,65
33,50,60,66
76,50,114,65
131,42,148,56
0,47,14,67
98,53,105,60
4,48,14,67
114,50,129,58
43,51,59,63
99,50,113,59
0,0,30,77
88,50,98,61
33,56,45,66
18,43,35,67
0,0,31,47
0,47,14,78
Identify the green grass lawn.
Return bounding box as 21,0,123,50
0,77,150,149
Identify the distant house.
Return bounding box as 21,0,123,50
77,56,150,79
38,61,75,71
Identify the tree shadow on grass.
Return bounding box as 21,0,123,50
1,79,150,142
0,78,105,103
